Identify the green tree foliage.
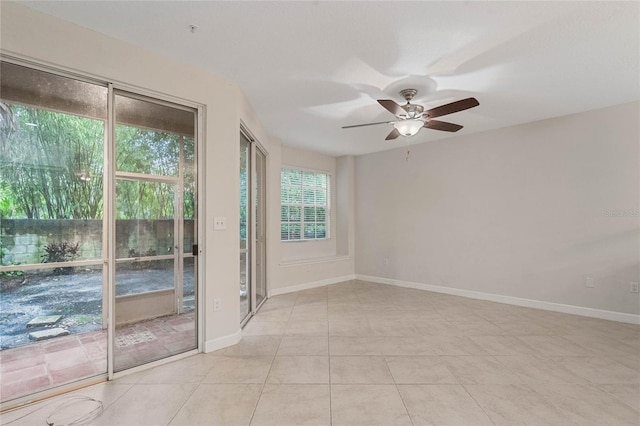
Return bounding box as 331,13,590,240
0,104,104,219
239,142,248,242
0,103,195,221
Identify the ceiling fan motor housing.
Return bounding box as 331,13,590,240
399,89,423,118
399,88,418,102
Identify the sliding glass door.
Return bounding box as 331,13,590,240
0,61,200,404
112,92,198,372
240,134,251,323
239,130,267,326
0,62,108,402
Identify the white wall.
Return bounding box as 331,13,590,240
355,101,640,316
0,2,276,350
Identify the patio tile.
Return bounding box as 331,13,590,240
42,335,81,353
45,347,90,371
0,345,43,363
51,362,97,386
82,341,107,360
1,364,47,385
1,375,52,402
0,352,45,373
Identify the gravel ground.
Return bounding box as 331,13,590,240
0,267,194,349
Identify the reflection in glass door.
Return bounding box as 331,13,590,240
112,92,197,372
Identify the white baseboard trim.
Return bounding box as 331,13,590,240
356,274,640,325
268,274,357,297
204,329,242,353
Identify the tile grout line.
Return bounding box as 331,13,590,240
164,353,221,424
384,354,416,426
164,379,199,426
327,291,333,426
248,293,292,426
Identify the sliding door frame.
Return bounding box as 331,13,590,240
107,85,204,379
240,123,268,328
0,55,205,388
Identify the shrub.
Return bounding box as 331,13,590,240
42,241,80,275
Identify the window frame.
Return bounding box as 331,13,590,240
280,166,331,242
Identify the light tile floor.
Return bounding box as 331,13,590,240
2,280,639,425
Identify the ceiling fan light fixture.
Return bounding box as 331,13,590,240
393,119,424,137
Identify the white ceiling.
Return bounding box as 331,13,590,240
18,1,640,156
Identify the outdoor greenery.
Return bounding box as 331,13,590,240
0,103,195,223
239,141,248,242
0,101,195,267
0,104,104,220
0,102,195,222
41,241,80,274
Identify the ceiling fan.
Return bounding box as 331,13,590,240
342,89,479,140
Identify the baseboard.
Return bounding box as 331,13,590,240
356,274,640,325
268,274,357,297
204,329,242,353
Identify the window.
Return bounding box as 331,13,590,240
281,168,329,241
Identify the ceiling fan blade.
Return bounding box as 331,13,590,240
342,120,393,129
424,119,463,132
385,128,401,140
426,97,479,118
378,99,407,117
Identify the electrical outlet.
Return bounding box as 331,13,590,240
584,277,594,288
214,217,227,230
213,298,222,311
631,282,639,293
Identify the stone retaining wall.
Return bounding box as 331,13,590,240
1,219,195,265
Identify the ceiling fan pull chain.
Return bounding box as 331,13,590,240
405,140,410,162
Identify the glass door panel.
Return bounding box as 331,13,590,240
113,92,196,373
0,62,108,403
239,134,251,323
255,148,267,308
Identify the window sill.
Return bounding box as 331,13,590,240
281,238,331,243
